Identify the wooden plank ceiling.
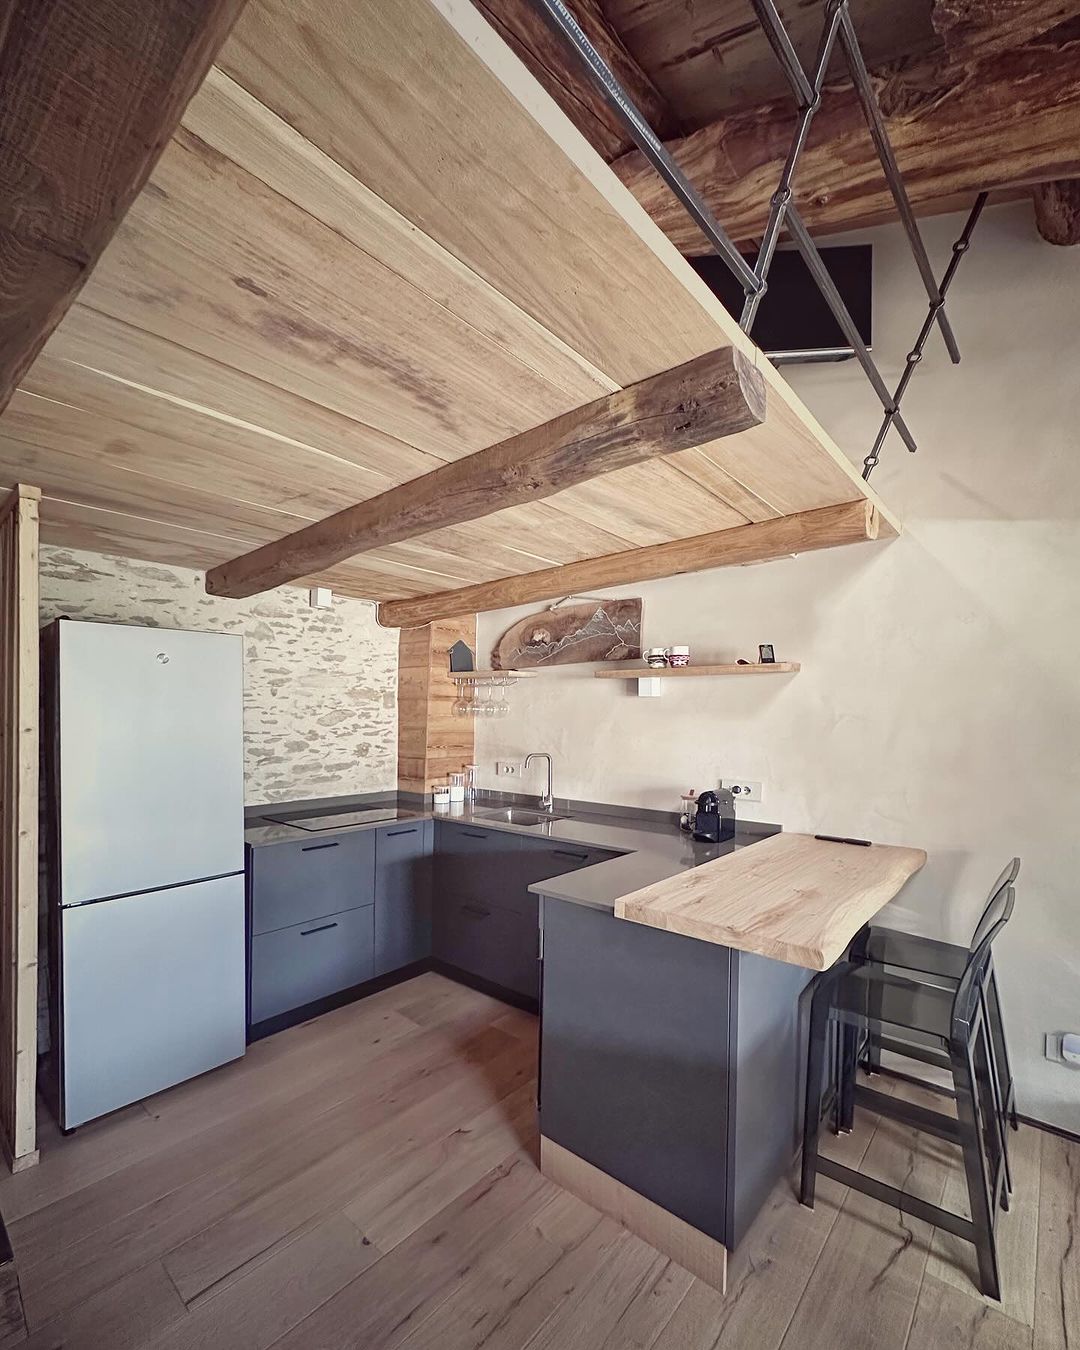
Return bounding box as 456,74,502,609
0,0,896,604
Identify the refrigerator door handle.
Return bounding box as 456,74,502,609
300,921,339,937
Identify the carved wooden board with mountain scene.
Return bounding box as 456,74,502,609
491,600,643,668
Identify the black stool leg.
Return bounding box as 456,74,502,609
988,965,1019,1131
801,990,832,1208
838,1023,858,1132
979,984,1012,1201
863,1023,882,1076
950,1030,1002,1301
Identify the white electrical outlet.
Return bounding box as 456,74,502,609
496,761,519,777
721,778,763,803
1046,1032,1080,1067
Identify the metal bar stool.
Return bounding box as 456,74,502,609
801,878,1016,1300
848,858,1021,1173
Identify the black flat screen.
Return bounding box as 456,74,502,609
689,244,872,359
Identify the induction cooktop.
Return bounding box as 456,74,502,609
271,808,405,831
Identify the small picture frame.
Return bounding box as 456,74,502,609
758,643,776,664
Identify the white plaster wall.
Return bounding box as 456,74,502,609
476,203,1080,1131
39,548,398,805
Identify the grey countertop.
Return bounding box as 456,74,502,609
245,798,780,913
244,807,428,848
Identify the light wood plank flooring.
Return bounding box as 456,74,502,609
0,972,1074,1349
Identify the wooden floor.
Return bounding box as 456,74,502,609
0,973,1074,1349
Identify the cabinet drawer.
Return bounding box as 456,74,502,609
435,824,527,916
375,820,431,865
250,904,374,1023
435,823,513,856
249,830,375,935
433,896,538,999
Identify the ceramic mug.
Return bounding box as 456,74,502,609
644,647,668,668
666,645,691,668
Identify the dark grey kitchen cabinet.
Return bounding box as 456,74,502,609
538,894,812,1250
373,820,433,976
433,823,618,1003
249,831,376,936
248,817,620,1030
434,823,529,914
247,829,377,1030
434,895,538,998
250,903,375,1023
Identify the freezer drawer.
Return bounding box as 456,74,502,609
56,621,244,905
60,874,245,1129
249,904,375,1024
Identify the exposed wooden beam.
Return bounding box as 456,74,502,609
932,0,1080,57
473,0,680,159
377,499,883,629
0,0,248,414
603,0,939,132
1033,179,1080,244
204,347,766,599
612,20,1080,251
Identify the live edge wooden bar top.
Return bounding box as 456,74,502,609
613,832,927,971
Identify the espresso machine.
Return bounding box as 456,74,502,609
692,787,736,843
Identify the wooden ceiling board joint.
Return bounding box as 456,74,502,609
182,66,620,402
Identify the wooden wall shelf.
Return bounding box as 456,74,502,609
595,662,800,679
448,669,538,681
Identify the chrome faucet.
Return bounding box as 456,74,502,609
524,752,554,812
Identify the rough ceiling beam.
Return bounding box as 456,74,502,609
473,0,680,158
1032,179,1080,244
205,346,766,600
377,499,883,629
932,0,1080,56
612,19,1080,251
0,0,248,415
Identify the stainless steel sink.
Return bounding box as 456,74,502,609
474,806,567,826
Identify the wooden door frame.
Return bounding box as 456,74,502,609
0,484,41,1170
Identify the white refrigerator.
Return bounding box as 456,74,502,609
45,619,246,1129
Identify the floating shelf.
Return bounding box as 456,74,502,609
595,662,799,697
448,669,538,682
595,662,800,679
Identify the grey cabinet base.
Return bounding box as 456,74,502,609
538,895,812,1251
540,1135,727,1293
248,956,538,1043
247,958,431,1042
429,959,539,1015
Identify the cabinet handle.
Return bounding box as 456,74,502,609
300,921,339,936
301,841,340,852
462,903,490,918
462,830,488,839
553,849,588,861
386,827,419,837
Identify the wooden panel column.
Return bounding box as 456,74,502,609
397,617,476,797
0,484,40,1171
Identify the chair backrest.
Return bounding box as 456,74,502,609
969,856,1021,952
953,877,1017,1035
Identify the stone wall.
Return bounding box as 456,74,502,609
40,547,398,805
